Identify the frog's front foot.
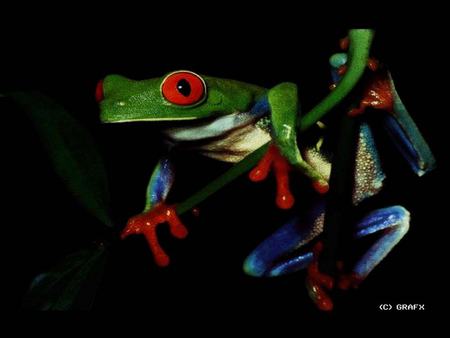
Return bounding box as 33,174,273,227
249,144,295,209
249,144,328,209
305,242,335,311
121,204,188,267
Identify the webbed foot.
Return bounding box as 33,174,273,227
121,204,188,267
305,242,335,311
249,144,295,209
249,144,328,210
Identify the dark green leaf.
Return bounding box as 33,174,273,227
23,244,108,311
8,92,113,226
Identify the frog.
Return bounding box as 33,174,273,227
97,45,435,310
97,69,330,262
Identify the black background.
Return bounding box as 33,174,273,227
3,8,447,320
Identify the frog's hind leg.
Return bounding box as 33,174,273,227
340,205,410,288
243,202,325,277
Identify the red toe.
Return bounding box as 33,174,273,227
121,204,188,267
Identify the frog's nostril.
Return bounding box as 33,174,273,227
95,79,104,102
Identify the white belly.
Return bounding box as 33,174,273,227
197,123,271,162
164,111,271,163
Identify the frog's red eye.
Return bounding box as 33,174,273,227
161,71,206,106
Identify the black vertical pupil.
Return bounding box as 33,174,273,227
177,79,191,97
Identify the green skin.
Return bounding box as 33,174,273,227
100,29,374,214
100,74,327,206
100,74,266,122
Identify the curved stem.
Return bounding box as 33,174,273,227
299,29,374,131
176,29,374,215
177,145,268,214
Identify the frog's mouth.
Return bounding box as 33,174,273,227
102,116,200,123
98,100,208,123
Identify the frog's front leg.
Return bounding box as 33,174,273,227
250,83,329,209
121,157,188,267
338,205,410,289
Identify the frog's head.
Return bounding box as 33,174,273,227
97,70,259,123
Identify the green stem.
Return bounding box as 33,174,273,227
177,144,269,214
300,29,374,131
176,29,374,215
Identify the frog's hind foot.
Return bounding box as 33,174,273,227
305,241,335,311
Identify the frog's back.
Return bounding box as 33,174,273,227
203,75,268,108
